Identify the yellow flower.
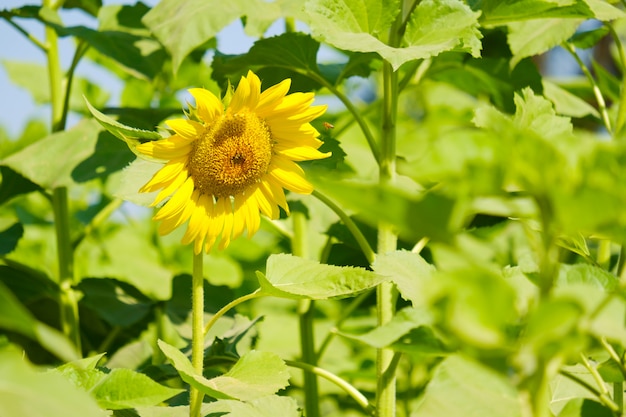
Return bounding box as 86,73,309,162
137,71,330,254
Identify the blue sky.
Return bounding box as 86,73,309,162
0,0,262,137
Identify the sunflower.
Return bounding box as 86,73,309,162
136,71,330,254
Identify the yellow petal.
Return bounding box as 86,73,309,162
166,119,204,141
137,138,192,160
268,122,320,141
252,184,276,219
231,194,247,240
189,88,224,122
260,178,289,215
257,79,291,111
153,176,195,220
218,198,234,250
244,194,261,236
274,145,331,161
265,104,327,125
151,168,190,206
140,156,187,193
158,189,198,235
229,75,251,113
267,156,313,194
244,71,261,109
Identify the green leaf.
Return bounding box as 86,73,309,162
0,346,107,417
0,166,41,205
212,33,325,92
306,0,481,70
477,0,623,26
0,281,79,362
203,396,302,417
558,399,614,417
373,250,435,306
159,341,289,400
2,61,109,111
142,0,254,73
313,179,461,243
77,278,153,326
63,0,101,16
340,307,433,348
0,222,23,255
71,131,136,182
55,363,183,410
1,119,100,189
93,368,183,409
569,25,610,49
413,355,521,417
556,264,618,291
257,253,387,300
542,80,600,118
75,225,173,301
507,18,582,68
84,97,162,161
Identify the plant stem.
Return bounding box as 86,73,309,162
43,0,81,354
306,71,381,163
563,42,612,135
376,14,401,416
312,190,376,264
189,252,205,417
285,360,375,416
203,290,265,336
53,184,81,354
579,353,621,412
291,210,321,417
608,24,626,137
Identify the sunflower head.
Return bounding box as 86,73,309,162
136,71,330,254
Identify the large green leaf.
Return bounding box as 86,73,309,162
0,166,41,205
205,396,302,417
2,61,109,111
413,355,521,417
84,97,163,161
1,119,101,189
0,281,79,362
142,0,277,73
312,179,462,243
476,0,623,26
340,307,434,348
306,0,481,70
507,18,582,68
54,362,182,410
0,345,106,417
256,254,387,300
373,250,435,306
158,341,290,400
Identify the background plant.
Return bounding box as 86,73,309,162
3,1,626,417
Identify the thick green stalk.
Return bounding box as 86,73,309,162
292,210,321,417
189,252,205,417
376,39,400,417
44,0,81,354
52,187,80,352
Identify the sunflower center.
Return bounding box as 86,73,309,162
188,109,273,198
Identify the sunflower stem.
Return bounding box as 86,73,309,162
292,210,321,417
43,0,81,355
376,9,402,417
189,252,205,417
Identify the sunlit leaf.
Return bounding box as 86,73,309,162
306,0,481,70
413,354,521,417
203,396,302,417
54,364,183,410
84,97,162,161
1,119,100,189
0,281,79,362
257,253,387,300
159,341,289,400
373,250,435,306
507,18,582,68
0,346,106,417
